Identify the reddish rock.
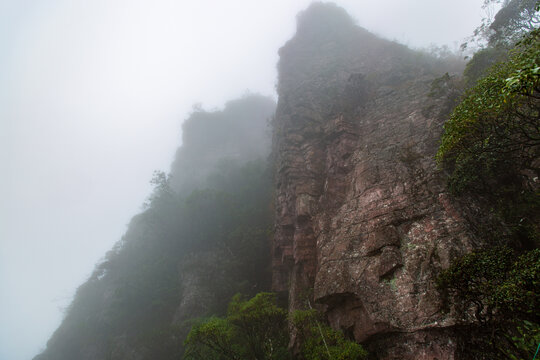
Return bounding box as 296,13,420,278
271,3,478,358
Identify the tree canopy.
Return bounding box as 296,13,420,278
184,293,367,360
437,26,539,246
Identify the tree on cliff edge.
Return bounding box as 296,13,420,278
437,6,540,247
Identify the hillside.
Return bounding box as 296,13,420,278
34,95,276,360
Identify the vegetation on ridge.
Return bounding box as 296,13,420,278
437,2,540,358
437,3,539,248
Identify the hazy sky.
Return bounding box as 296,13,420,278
1,1,487,359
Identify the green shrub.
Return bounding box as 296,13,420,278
184,293,368,360
437,247,540,358
184,293,290,360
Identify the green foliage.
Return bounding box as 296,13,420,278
498,320,540,360
184,293,290,360
292,309,368,360
462,46,509,85
437,247,539,322
437,247,540,358
437,29,540,172
437,28,540,246
184,294,368,360
184,317,241,360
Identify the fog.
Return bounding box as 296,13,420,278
0,1,487,359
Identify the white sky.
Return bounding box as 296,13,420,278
0,1,487,359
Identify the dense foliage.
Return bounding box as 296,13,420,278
184,293,290,360
437,25,540,246
437,3,540,357
184,293,367,360
437,28,539,190
437,247,540,358
437,247,539,323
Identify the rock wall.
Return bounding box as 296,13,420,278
271,4,479,358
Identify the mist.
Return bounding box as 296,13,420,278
0,1,487,359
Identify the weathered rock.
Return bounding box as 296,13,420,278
271,3,478,358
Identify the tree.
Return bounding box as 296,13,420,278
144,170,175,208
463,0,540,50
184,293,368,360
184,293,290,360
488,0,540,45
437,27,540,246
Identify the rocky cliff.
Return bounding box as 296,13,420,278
271,4,479,358
33,3,497,359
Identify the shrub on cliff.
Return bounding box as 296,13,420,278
437,25,540,246
437,28,540,191
292,309,368,360
184,293,290,360
437,247,540,358
437,247,539,323
184,293,367,360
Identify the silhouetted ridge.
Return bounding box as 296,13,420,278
170,94,275,192
33,95,276,360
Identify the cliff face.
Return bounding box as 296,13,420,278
272,4,478,358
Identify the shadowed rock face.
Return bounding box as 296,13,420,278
271,3,477,358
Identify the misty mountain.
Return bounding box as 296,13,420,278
32,2,539,359
169,95,275,192
34,94,275,360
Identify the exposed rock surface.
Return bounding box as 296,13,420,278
271,4,478,358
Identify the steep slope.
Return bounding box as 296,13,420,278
271,4,479,358
34,95,276,360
